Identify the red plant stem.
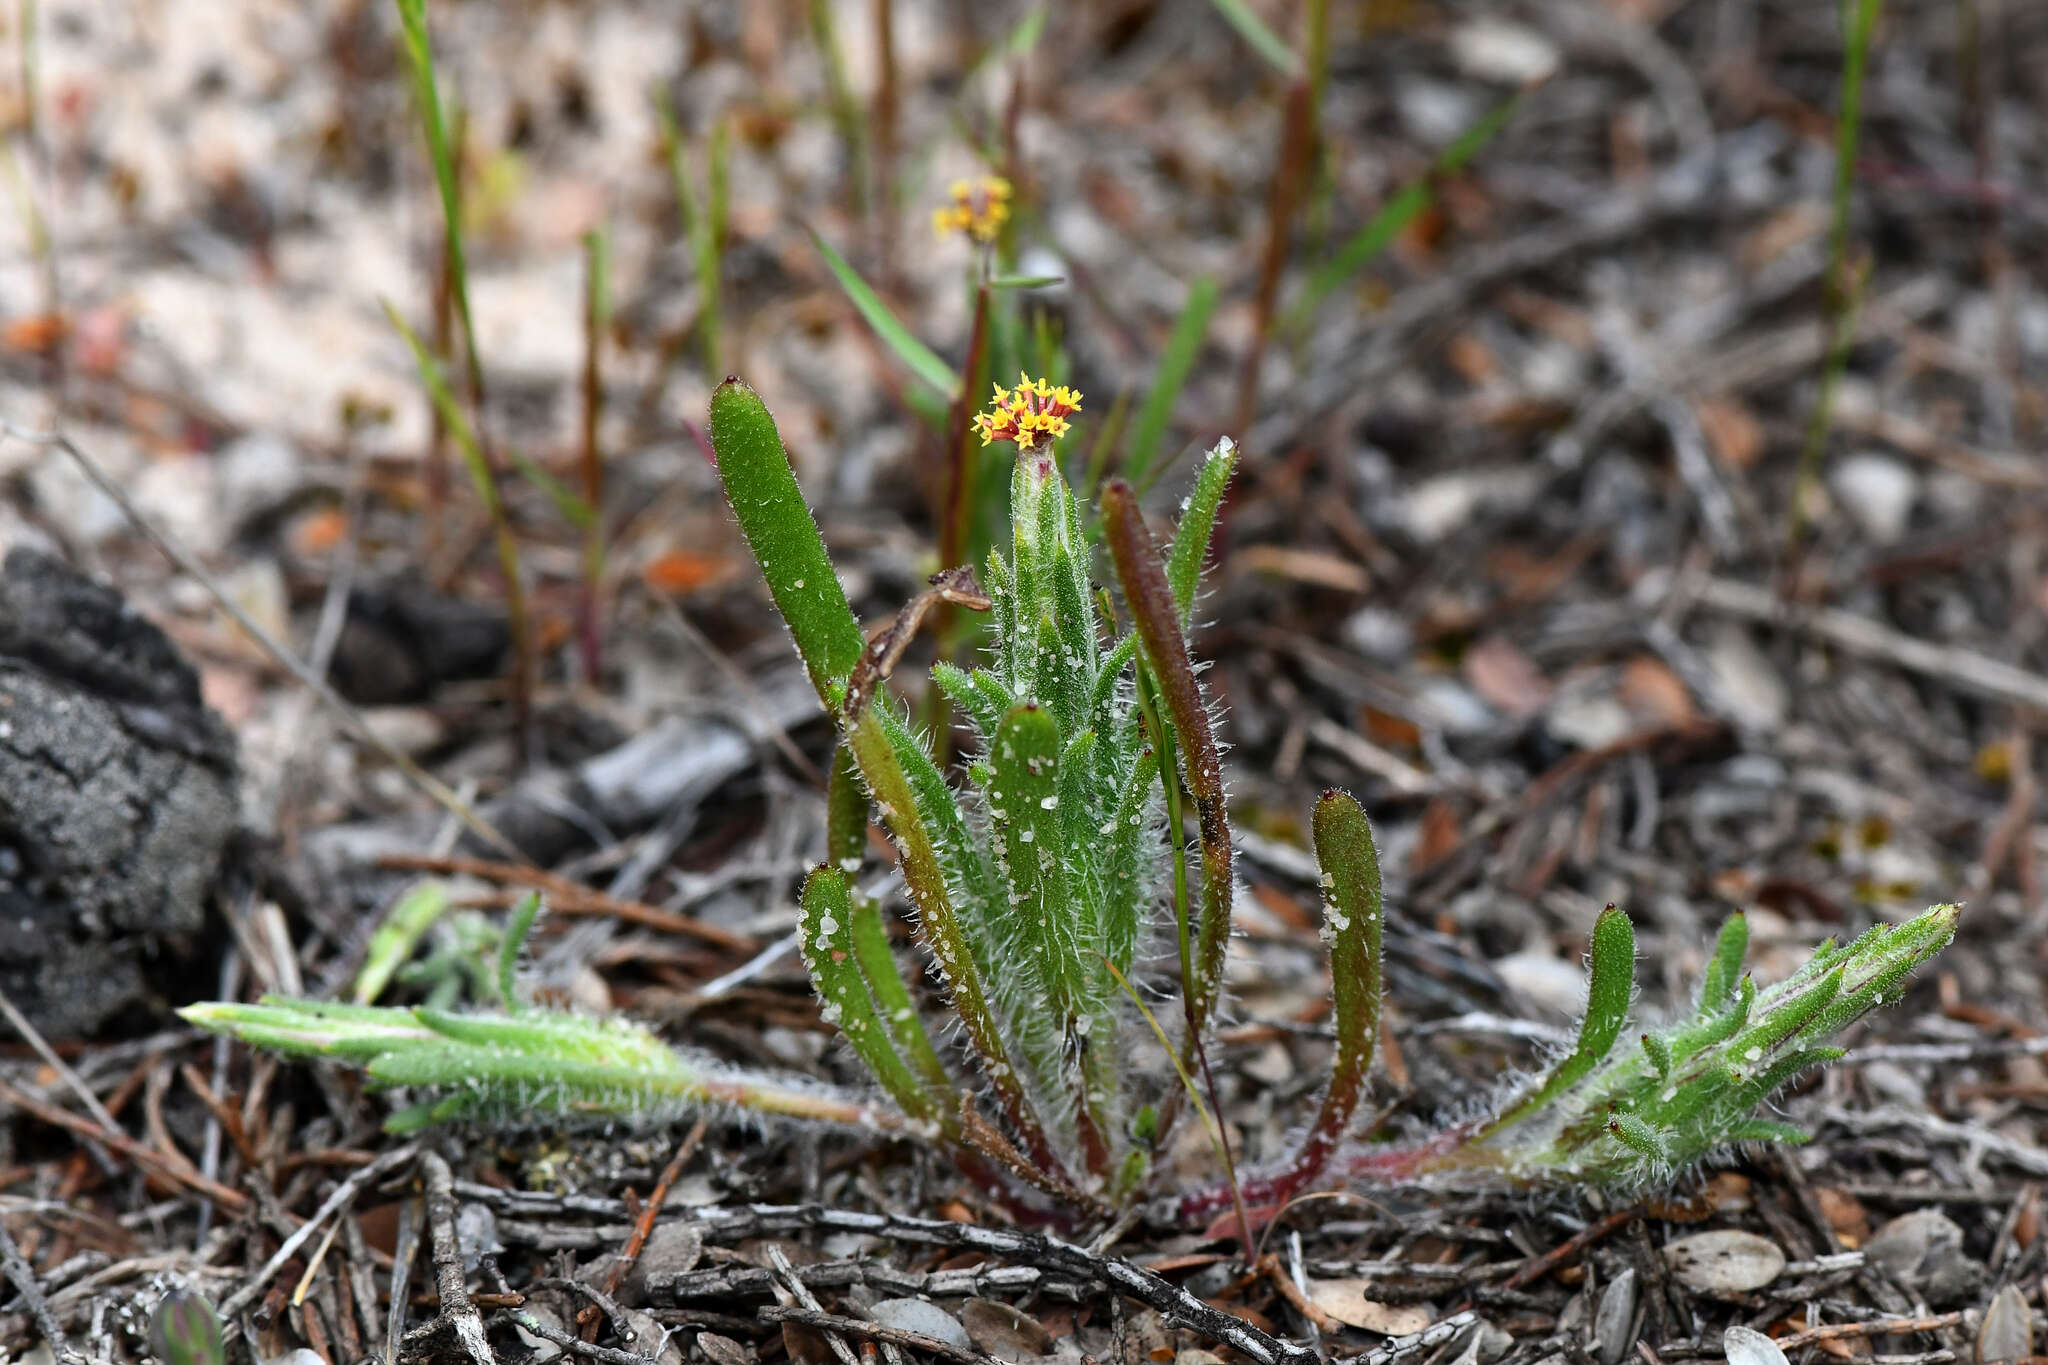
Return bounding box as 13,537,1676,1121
425,220,454,563
939,283,992,572
873,0,898,284
577,235,605,683
1176,1127,1470,1226
1234,79,1313,432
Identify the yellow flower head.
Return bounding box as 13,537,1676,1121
931,176,1014,244
973,372,1081,452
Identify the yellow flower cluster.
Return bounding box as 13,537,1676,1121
931,176,1013,243
973,373,1081,451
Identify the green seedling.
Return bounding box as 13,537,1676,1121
391,0,536,746
189,380,1956,1223
148,1294,226,1365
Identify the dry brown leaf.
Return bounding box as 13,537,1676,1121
1362,707,1421,751
1463,635,1551,718
1740,202,1829,269
1231,545,1370,594
1618,655,1697,728
1305,1281,1432,1336
1815,1187,1871,1248
1695,395,1765,469
288,506,350,558
1446,331,1500,387
1410,798,1462,874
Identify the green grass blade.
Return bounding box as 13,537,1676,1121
354,880,452,1005
1284,94,1519,331
391,0,481,381
1125,276,1218,492
497,891,543,1011
384,300,501,518
1202,0,1300,75
809,227,958,399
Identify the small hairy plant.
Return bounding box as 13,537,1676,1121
187,379,1957,1224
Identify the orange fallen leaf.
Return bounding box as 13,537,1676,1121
1619,655,1697,727
642,549,735,595
3,312,68,353
1815,1186,1870,1247
1361,707,1420,751
1411,798,1461,874
1695,395,1765,469
288,506,350,558
1463,635,1551,718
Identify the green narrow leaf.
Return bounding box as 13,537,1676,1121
1735,968,1843,1058
497,892,544,1012
826,742,868,874
932,661,1009,741
1100,746,1160,975
846,896,954,1100
391,0,481,391
1640,1032,1670,1079
1487,905,1635,1132
841,704,1069,1180
1796,904,1958,1043
384,301,501,519
1264,789,1383,1198
177,999,438,1062
798,866,943,1126
988,274,1064,290
989,703,1089,1026
809,227,958,399
1668,972,1755,1060
1166,437,1239,622
354,881,452,1004
1201,0,1301,75
708,380,867,700
1699,912,1749,1011
1126,276,1220,492
1722,1118,1812,1146
1284,94,1520,330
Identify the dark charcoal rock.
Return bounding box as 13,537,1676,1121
0,549,239,1039
327,582,509,705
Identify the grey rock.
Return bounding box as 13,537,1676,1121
0,549,239,1039
1864,1210,1985,1307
